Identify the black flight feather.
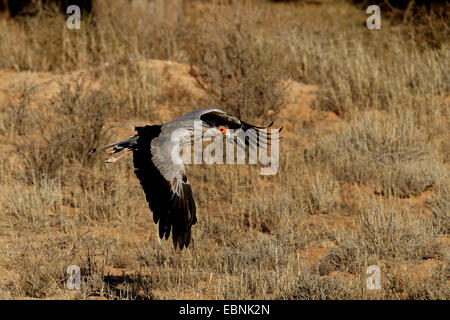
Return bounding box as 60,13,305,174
132,125,197,250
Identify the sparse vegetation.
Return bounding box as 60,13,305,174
306,111,445,198
0,0,448,300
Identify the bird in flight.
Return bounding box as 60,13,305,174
89,108,281,250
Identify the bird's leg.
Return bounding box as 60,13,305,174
105,149,132,163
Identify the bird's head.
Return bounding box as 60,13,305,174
199,109,282,150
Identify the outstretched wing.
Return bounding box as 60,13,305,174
132,125,197,250
199,109,282,151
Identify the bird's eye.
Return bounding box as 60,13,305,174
218,126,227,133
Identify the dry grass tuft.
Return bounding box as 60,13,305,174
307,112,444,198
319,196,443,277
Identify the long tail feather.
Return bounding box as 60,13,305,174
88,135,139,155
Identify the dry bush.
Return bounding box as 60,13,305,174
427,178,450,236
186,9,285,120
279,270,360,300
200,234,310,299
367,260,450,300
70,166,146,223
403,262,450,300
306,112,443,198
403,4,450,50
319,197,442,280
218,237,290,275
101,61,159,118
357,199,441,261
17,79,111,182
100,59,198,120
300,171,340,215
0,85,35,136
0,176,64,230
318,240,362,276
50,80,112,162
100,273,154,300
